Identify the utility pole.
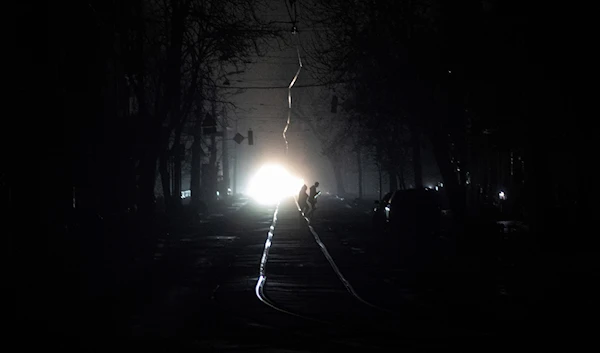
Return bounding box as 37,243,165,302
356,146,363,199
208,87,218,204
221,108,230,198
230,118,254,196
233,118,238,195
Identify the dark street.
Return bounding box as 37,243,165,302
19,195,594,352
10,0,598,351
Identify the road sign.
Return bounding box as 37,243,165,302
233,133,244,144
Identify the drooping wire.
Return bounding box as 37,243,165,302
282,0,302,156
283,0,298,27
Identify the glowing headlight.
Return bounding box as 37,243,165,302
247,164,304,205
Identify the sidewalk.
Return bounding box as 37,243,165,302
197,196,249,219
39,196,255,347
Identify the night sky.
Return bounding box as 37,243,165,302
225,11,441,196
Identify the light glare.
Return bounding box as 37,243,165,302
247,164,304,205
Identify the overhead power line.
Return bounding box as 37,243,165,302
216,80,349,90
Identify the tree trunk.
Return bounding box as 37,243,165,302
173,143,182,207
412,126,423,189
138,150,157,216
159,151,171,210
172,114,188,209
206,132,218,204
162,0,186,209
376,146,383,200
377,161,383,200
222,113,230,198
431,127,465,220
129,0,171,218
189,91,204,208
136,112,160,217
202,90,219,205
356,147,363,199
397,153,407,190
398,169,406,190
330,156,346,196
190,138,202,207
388,166,398,192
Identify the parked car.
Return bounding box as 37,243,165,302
372,188,450,237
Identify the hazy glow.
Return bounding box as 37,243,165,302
247,164,304,204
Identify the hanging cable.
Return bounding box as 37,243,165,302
282,0,302,156
283,0,298,28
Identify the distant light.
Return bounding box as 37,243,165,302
435,186,439,191
427,185,433,189
499,191,506,200
440,182,444,187
247,164,304,205
216,191,220,196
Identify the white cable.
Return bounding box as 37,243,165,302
283,35,303,155
254,202,330,323
293,197,393,314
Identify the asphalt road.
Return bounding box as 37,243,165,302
37,195,597,352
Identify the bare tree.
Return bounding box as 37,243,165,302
124,0,279,213
301,0,472,211
293,87,353,196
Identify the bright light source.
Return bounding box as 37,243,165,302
247,164,304,205
435,186,439,191
499,191,506,200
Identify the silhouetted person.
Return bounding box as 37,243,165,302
309,182,320,212
298,184,309,214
